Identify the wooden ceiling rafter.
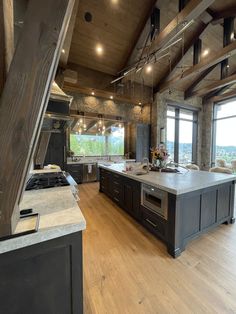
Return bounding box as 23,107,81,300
209,89,236,103
187,72,236,98
59,0,79,68
184,63,218,99
154,21,209,93
145,0,215,56
209,5,236,25
157,40,236,93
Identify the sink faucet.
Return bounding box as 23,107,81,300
142,157,149,173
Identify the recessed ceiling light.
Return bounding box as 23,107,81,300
96,44,103,55
146,65,152,73
110,95,113,99
139,102,142,105
202,49,209,57
62,49,65,54
91,91,95,95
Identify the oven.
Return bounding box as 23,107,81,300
141,184,168,220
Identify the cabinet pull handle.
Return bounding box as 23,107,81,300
146,218,157,228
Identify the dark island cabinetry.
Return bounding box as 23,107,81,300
99,167,235,258
100,168,141,220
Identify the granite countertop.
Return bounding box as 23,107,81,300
0,186,86,254
67,158,136,165
99,163,236,195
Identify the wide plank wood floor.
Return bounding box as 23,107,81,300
79,182,236,314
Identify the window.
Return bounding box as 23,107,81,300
70,119,124,156
167,105,198,164
212,100,236,165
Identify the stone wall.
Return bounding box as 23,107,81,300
70,92,151,124
151,89,203,166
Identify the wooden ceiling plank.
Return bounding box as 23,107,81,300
59,0,79,68
147,0,215,55
0,0,14,94
154,21,208,92
0,0,75,237
184,64,218,98
188,73,236,98
158,40,236,93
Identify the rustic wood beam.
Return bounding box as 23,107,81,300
0,0,75,237
184,64,218,99
154,21,208,92
211,6,236,24
59,0,79,68
209,89,236,103
86,120,97,132
0,0,14,94
147,0,214,55
157,40,236,93
187,73,236,98
120,0,157,70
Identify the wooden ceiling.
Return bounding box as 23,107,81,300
61,0,236,103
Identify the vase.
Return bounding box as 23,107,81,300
152,159,166,169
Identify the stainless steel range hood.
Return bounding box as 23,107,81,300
41,81,74,133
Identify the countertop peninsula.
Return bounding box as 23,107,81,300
99,163,236,195
0,186,86,254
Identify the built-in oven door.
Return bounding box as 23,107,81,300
141,184,168,219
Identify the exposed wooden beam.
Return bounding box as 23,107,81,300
187,73,236,98
0,0,74,237
157,40,236,93
59,0,79,68
209,89,236,103
184,64,218,99
0,0,14,93
154,21,208,92
211,6,236,24
120,0,157,70
86,120,97,132
147,0,215,55
63,83,146,105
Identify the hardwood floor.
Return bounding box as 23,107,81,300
79,182,236,314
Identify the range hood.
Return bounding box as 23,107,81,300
41,81,74,133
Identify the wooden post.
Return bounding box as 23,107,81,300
0,0,14,94
0,0,75,237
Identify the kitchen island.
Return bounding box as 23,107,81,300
0,185,86,314
99,164,236,257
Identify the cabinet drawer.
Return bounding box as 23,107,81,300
141,207,167,241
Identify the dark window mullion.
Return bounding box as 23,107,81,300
174,108,180,163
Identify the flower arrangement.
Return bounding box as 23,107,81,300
151,145,169,161
151,145,169,169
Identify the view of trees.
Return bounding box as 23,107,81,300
70,132,124,156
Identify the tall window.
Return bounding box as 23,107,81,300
166,105,198,164
212,100,236,165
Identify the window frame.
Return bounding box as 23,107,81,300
167,104,198,164
211,98,236,166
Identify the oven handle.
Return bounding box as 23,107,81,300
145,218,157,228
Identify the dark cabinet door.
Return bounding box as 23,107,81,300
66,164,83,184
123,181,133,213
201,190,217,230
123,178,141,220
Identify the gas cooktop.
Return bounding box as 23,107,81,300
26,172,69,191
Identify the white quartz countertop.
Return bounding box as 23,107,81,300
99,163,236,195
67,159,136,165
0,186,86,254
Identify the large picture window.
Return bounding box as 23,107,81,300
166,105,198,164
70,118,124,156
212,100,236,165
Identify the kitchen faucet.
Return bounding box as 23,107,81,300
142,157,150,173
